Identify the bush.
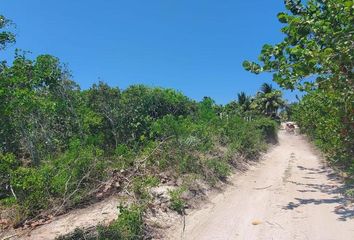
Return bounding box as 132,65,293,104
49,141,105,197
222,116,266,158
118,85,195,143
56,205,144,240
168,187,187,214
98,205,144,240
9,141,106,219
1,79,279,225
149,112,276,180
206,158,231,181
11,166,49,216
131,176,159,203
252,117,278,143
0,153,19,199
150,115,213,174
293,90,354,171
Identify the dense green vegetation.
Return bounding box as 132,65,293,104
0,13,280,238
1,0,352,237
244,0,353,175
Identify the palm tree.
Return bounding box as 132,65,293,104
237,92,247,105
252,83,285,117
260,83,273,94
237,92,251,112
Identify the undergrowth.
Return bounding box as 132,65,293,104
168,187,187,214
1,113,277,225
56,204,144,240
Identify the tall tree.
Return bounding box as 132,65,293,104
243,0,353,93
85,82,121,148
237,92,251,112
243,0,353,165
251,84,284,117
0,52,89,164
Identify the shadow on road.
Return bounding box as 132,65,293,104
282,165,354,221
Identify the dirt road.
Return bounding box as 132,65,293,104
166,131,354,240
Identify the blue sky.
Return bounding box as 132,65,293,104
2,0,301,104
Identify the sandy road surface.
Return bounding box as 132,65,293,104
166,131,354,240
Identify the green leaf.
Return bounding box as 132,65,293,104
277,12,288,23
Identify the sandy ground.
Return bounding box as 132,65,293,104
2,196,121,240
166,131,354,240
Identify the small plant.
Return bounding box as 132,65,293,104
169,187,187,214
56,205,144,240
131,176,159,203
345,188,354,199
206,158,231,180
98,204,144,240
115,144,132,157
113,144,135,169
0,196,17,207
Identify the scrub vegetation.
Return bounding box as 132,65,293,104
1,0,353,238
0,13,280,239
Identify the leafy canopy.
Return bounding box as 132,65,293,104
243,0,354,171
243,0,353,93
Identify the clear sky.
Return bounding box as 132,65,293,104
2,0,301,104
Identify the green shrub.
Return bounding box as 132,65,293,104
56,205,144,240
150,112,274,179
9,141,106,219
151,115,213,175
152,115,213,152
0,153,19,199
222,116,266,158
293,90,354,171
49,141,105,199
206,158,231,180
131,176,159,203
118,85,195,143
115,144,131,157
112,144,135,169
345,188,354,199
0,68,276,224
98,205,144,240
252,117,278,143
11,166,49,217
168,187,186,214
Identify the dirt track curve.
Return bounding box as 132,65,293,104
166,130,354,240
